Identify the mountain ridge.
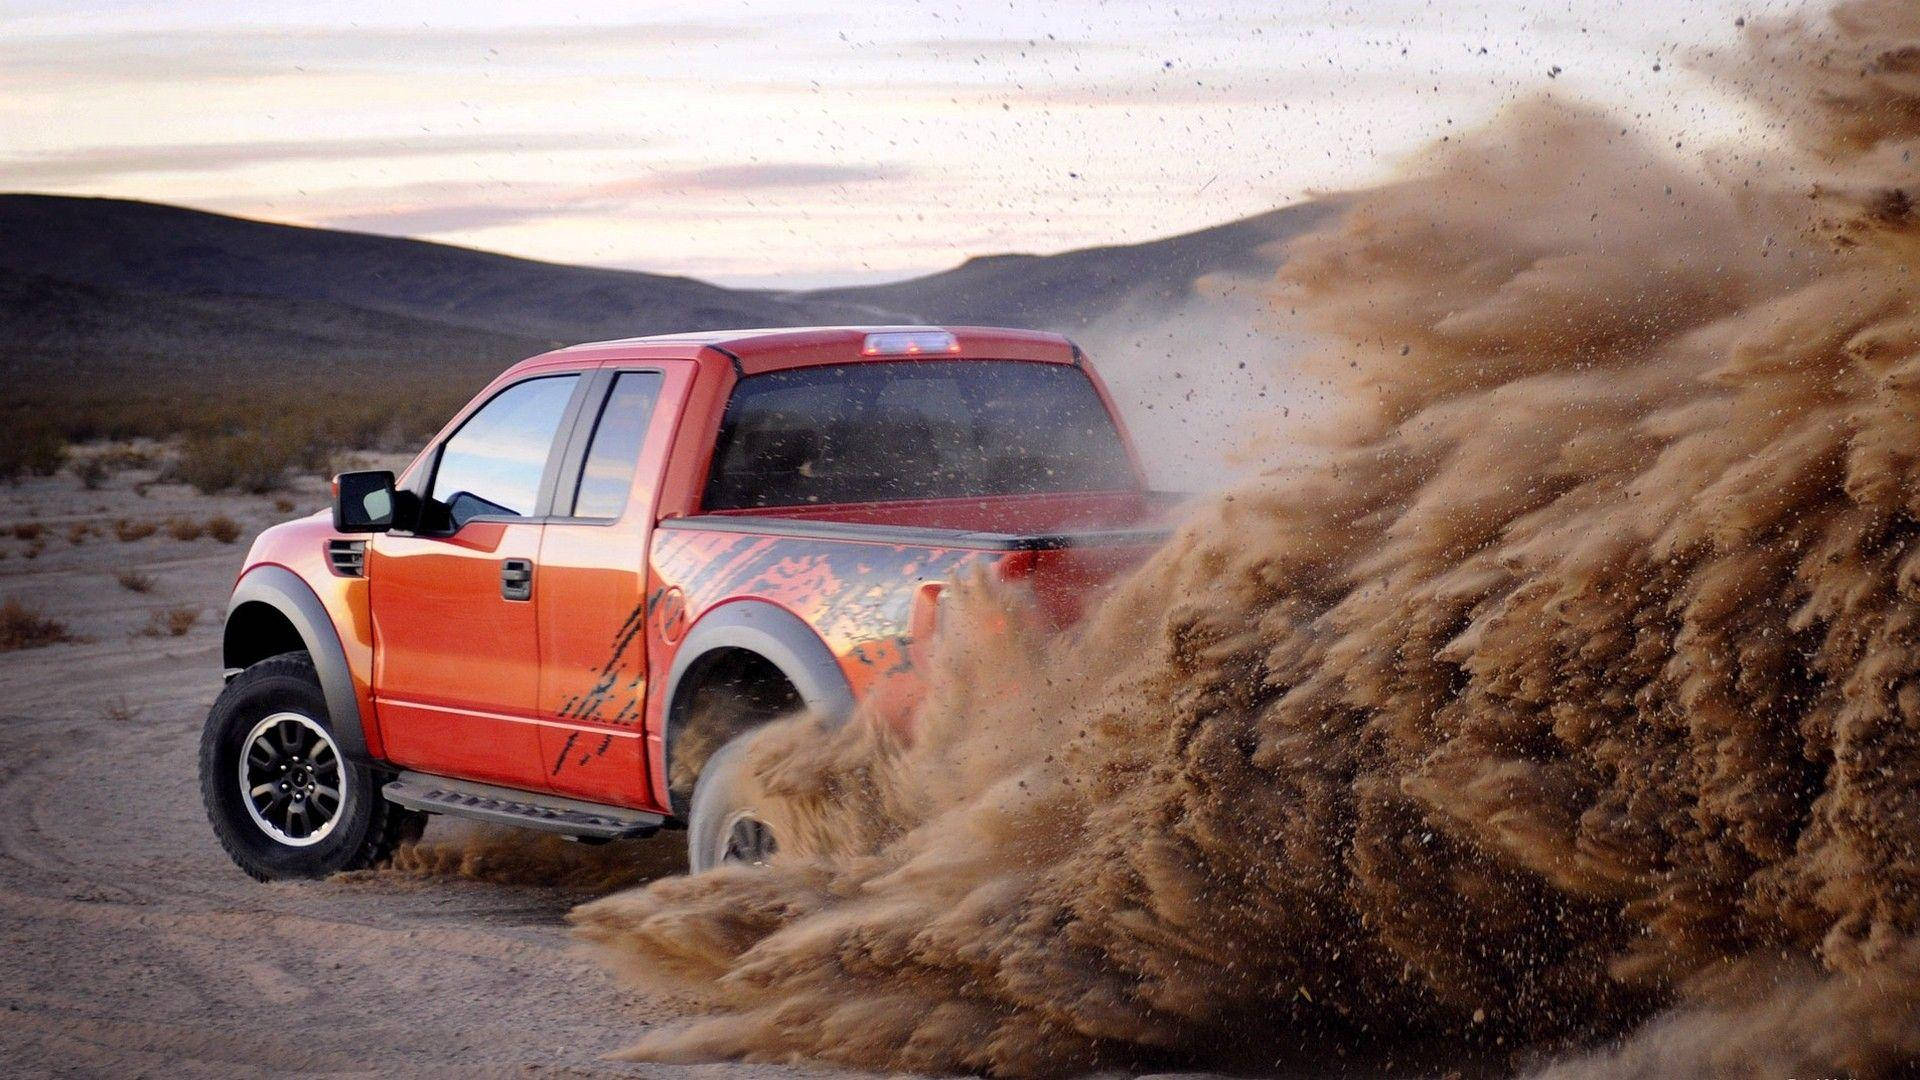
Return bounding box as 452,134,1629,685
0,192,1328,446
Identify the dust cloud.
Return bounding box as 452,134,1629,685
1071,271,1334,491
573,2,1920,1075
346,821,685,893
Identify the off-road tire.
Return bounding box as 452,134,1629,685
200,651,424,880
687,732,779,873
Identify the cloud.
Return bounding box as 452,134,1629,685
320,202,565,236
1,133,648,185
893,36,1119,59
307,161,901,237
637,163,897,192
0,22,758,86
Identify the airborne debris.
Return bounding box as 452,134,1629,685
572,3,1920,1077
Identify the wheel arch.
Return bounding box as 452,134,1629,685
224,565,372,763
659,600,854,815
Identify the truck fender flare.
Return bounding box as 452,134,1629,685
225,565,372,763
662,600,856,727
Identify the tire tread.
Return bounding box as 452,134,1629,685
199,651,424,880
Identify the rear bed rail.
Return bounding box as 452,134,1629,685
657,514,1171,551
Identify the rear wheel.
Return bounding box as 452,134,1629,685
687,733,779,872
200,652,423,880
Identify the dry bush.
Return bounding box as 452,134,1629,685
3,367,491,502
203,515,242,544
70,455,107,490
66,522,94,545
115,569,154,593
113,519,157,542
164,517,203,542
0,597,73,651
272,497,296,513
141,606,199,638
103,697,136,723
9,522,43,542
171,432,300,495
0,422,65,483
6,371,480,455
97,446,155,471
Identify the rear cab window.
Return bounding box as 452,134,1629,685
567,371,666,520
704,360,1136,510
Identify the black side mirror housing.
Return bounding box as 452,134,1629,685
332,470,413,533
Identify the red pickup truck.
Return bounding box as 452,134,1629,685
200,326,1165,879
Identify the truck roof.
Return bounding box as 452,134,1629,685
506,325,1081,378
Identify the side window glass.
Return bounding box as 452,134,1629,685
569,372,665,519
430,375,579,529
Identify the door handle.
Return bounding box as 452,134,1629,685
500,558,533,601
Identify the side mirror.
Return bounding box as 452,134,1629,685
332,470,407,532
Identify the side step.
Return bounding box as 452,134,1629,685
382,772,664,840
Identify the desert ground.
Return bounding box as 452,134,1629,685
0,452,852,1077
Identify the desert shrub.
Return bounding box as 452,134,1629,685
0,422,65,482
164,517,203,542
141,606,199,638
114,519,157,542
96,445,156,471
172,432,301,494
273,497,296,513
0,597,73,651
116,569,155,593
4,368,484,473
71,455,108,490
203,515,243,544
9,523,44,541
103,698,136,723
66,522,93,545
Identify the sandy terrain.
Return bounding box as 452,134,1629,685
0,455,848,1078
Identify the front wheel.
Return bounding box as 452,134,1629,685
687,732,780,873
199,652,422,880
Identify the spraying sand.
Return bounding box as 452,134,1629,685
572,2,1920,1076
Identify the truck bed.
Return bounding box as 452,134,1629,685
672,490,1177,550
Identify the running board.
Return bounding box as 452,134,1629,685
382,772,664,840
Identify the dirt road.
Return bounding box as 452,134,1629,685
0,462,836,1078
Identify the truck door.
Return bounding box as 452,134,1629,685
368,372,586,791
534,363,691,808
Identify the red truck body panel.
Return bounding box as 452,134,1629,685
643,527,992,807
705,490,1153,532
236,513,387,756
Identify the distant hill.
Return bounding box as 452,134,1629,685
0,194,882,346
0,192,1329,450
0,264,548,381
805,202,1337,329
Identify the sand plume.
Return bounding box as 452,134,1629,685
573,2,1920,1074
340,821,686,893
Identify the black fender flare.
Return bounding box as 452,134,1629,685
225,565,372,764
662,600,855,724
659,600,854,791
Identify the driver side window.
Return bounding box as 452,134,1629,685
430,374,579,530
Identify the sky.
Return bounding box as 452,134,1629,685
2,0,1784,287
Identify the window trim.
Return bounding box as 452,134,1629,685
546,366,669,525
411,371,592,535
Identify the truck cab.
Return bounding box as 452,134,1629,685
202,327,1165,879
